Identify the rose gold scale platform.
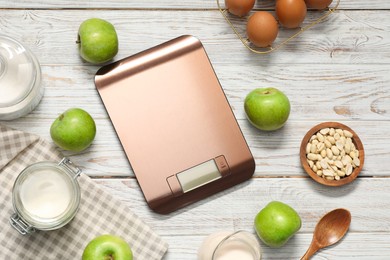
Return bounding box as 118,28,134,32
95,35,255,214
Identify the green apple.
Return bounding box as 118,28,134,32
244,87,290,131
77,18,118,64
82,234,133,260
50,108,96,152
254,201,301,248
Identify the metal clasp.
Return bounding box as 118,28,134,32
58,157,82,179
10,213,35,235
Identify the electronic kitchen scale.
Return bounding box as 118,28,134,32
95,35,255,213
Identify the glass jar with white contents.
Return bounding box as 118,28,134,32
198,230,262,260
10,158,81,235
0,35,43,120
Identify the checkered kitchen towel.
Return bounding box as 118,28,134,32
0,124,168,259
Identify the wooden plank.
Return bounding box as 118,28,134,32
2,61,389,177
11,63,389,121
4,118,390,177
162,233,390,260
0,10,389,64
0,1,389,259
0,0,389,10
94,177,390,234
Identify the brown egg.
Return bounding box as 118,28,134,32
225,0,256,17
305,0,333,10
246,11,279,48
276,0,307,28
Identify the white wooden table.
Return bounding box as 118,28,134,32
1,1,390,259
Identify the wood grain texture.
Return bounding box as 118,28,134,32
0,10,388,65
4,118,390,178
94,178,390,233
1,0,389,259
163,233,390,260
0,0,389,10
95,178,390,259
2,63,389,178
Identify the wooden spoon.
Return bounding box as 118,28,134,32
301,208,351,260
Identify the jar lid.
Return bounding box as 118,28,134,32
0,35,41,109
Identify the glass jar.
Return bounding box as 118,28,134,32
0,35,43,120
10,158,81,235
198,230,262,260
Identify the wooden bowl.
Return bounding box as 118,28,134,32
300,122,365,186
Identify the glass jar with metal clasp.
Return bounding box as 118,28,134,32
10,158,82,235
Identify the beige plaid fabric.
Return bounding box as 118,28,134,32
0,124,168,259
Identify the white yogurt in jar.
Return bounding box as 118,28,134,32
198,231,262,260
20,168,73,219
11,159,81,234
